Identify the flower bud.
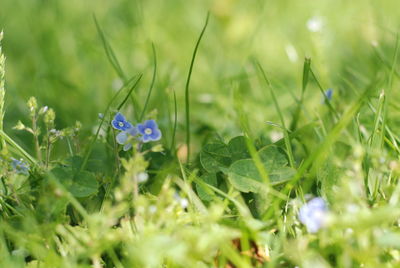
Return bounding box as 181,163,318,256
27,97,38,116
44,108,56,125
13,120,26,130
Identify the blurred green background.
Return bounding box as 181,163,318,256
1,0,400,154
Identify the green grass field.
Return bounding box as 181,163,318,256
1,0,400,267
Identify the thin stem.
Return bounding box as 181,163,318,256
0,129,37,166
32,115,42,162
0,32,6,150
140,43,157,121
45,126,50,168
185,12,210,163
170,90,178,153
79,74,141,173
256,62,295,168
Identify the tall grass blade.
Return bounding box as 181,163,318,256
139,43,157,121
0,129,37,166
93,15,127,81
290,57,311,131
282,87,370,197
79,74,142,173
185,12,210,163
170,90,178,152
255,61,296,168
0,31,6,150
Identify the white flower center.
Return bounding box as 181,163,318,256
144,128,152,135
118,122,124,127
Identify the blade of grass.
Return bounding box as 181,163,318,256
343,76,400,153
139,43,157,121
0,31,6,150
220,243,253,268
372,43,400,79
185,12,210,163
79,74,142,173
233,86,272,185
93,15,142,120
255,61,295,168
116,75,142,111
381,33,399,148
283,86,370,197
170,90,178,152
290,57,311,131
0,129,37,166
364,90,385,196
177,161,207,214
369,90,385,148
309,68,340,120
93,15,126,81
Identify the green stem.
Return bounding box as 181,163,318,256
140,43,157,121
256,62,295,168
170,90,178,153
0,129,38,166
79,74,142,173
32,115,42,162
185,12,210,163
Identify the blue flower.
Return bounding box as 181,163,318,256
137,120,162,143
11,158,29,175
324,88,333,101
116,127,138,151
112,112,132,131
298,197,328,233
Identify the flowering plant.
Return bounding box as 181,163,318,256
112,112,162,151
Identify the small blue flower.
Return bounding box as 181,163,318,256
116,131,128,145
123,143,133,151
11,158,30,175
115,127,138,151
137,120,162,143
298,197,328,233
324,88,333,101
116,127,137,144
112,112,132,131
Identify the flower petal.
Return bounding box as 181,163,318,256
114,112,126,122
325,89,333,100
127,126,138,136
298,197,328,233
112,119,121,130
137,123,146,135
141,134,151,143
116,131,128,144
123,143,132,151
122,121,133,131
149,129,161,141
145,119,158,130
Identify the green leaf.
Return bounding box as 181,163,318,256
227,145,295,193
228,159,265,193
66,155,83,170
258,146,288,170
200,141,231,173
196,173,218,201
228,136,250,162
50,167,99,198
269,166,296,183
318,159,341,201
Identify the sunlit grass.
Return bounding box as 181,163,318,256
1,0,400,267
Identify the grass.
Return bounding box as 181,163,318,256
1,0,400,267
